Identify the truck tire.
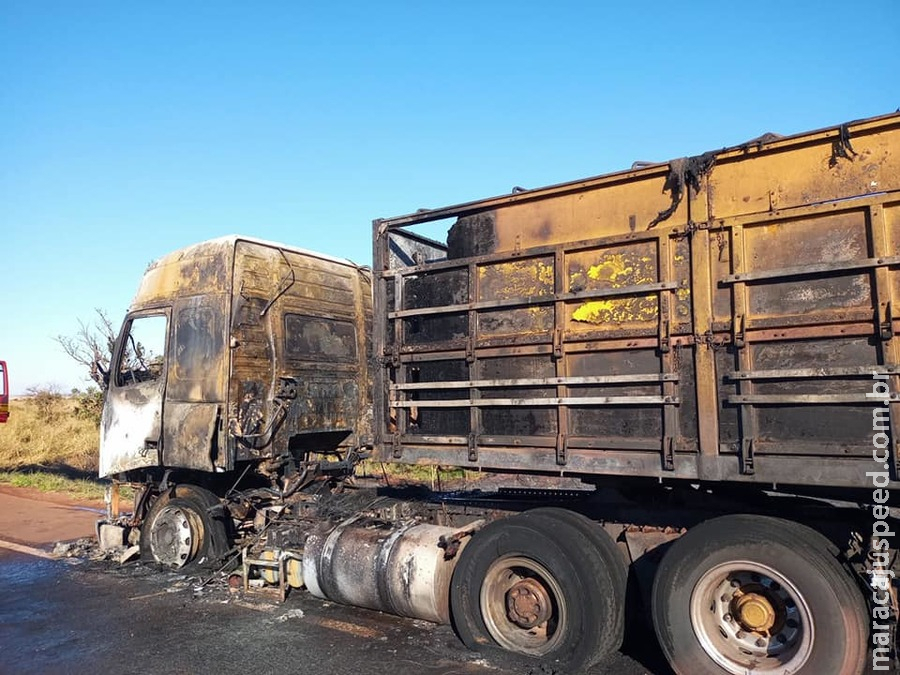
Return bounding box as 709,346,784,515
450,510,626,672
651,514,868,675
140,484,229,570
518,507,629,653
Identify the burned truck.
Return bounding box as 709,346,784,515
99,236,372,561
100,112,900,675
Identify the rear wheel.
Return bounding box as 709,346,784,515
450,510,626,672
140,484,229,570
651,515,868,675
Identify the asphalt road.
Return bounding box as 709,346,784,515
0,487,670,675
0,550,669,675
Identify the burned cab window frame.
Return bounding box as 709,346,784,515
116,314,168,387
284,313,357,363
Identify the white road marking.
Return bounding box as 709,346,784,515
0,538,53,559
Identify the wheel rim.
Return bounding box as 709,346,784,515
149,504,204,568
479,555,567,656
690,560,814,674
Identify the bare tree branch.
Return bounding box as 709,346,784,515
55,308,118,388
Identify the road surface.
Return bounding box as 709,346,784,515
0,485,102,547
0,486,670,675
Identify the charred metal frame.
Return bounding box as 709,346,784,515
373,112,900,493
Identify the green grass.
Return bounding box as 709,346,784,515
0,470,115,502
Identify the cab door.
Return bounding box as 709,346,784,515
99,312,169,477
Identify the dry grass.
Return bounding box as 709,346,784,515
356,459,473,490
0,395,110,500
0,398,100,472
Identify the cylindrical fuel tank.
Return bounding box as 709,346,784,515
302,520,467,624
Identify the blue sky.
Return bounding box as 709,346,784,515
2,1,898,395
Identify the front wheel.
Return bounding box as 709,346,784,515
140,484,229,570
651,514,868,675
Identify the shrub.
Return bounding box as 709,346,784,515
72,387,104,427
26,385,65,423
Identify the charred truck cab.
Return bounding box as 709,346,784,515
100,236,372,566
101,114,900,675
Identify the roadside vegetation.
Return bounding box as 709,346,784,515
0,470,112,501
0,388,111,502
356,459,474,490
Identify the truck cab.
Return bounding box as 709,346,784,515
100,236,372,483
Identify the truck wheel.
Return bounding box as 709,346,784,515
450,511,626,672
651,514,868,675
519,507,628,654
140,485,229,570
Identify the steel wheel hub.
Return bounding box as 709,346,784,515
506,577,552,629
690,561,813,675
733,588,778,633
149,505,199,568
480,556,567,656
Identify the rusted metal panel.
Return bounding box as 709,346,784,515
705,116,900,220
374,112,900,492
162,401,220,471
168,294,228,404
229,239,372,464
131,239,231,311
484,170,686,253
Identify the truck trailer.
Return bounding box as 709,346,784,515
99,111,900,674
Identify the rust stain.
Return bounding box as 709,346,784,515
312,617,383,639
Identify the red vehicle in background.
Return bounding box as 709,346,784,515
0,361,8,422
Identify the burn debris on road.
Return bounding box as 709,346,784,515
51,537,104,560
